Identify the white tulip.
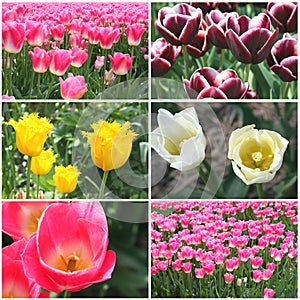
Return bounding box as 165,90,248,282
228,124,289,185
151,107,206,171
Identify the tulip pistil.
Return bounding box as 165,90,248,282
251,151,263,168
60,253,81,273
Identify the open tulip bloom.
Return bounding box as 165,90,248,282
151,107,206,172
228,125,289,193
21,202,116,293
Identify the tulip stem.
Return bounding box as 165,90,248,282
219,49,224,69
63,290,70,298
98,170,109,199
26,156,32,199
29,70,35,99
244,64,251,83
281,81,290,99
256,183,264,199
37,175,40,199
37,73,42,99
85,43,94,84
46,75,55,99
182,46,189,79
198,166,208,184
8,53,13,96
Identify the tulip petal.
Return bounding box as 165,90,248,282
155,20,181,45
225,29,252,64
249,13,271,30
198,87,228,99
219,78,247,99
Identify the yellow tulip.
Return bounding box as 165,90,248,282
31,149,56,175
5,113,53,157
82,120,137,171
53,165,80,194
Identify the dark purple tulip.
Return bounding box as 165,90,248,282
206,10,238,49
151,38,182,77
186,21,209,58
183,67,249,99
266,2,297,33
266,33,298,82
155,3,202,45
245,90,259,99
225,13,279,64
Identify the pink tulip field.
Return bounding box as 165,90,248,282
2,2,148,99
151,201,298,298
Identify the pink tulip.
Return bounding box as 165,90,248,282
182,262,193,273
195,268,206,278
2,239,42,298
236,278,242,286
126,23,146,46
25,21,44,47
59,73,87,100
2,22,25,53
250,256,263,269
29,47,51,73
264,288,275,298
151,266,158,275
51,24,65,42
21,202,116,293
108,52,134,76
88,26,100,44
49,49,73,76
253,270,263,283
2,202,54,241
262,269,273,280
104,70,115,85
224,273,234,284
225,257,240,272
172,259,182,271
70,34,83,48
266,262,276,272
157,260,169,271
238,248,251,262
202,260,215,275
95,55,105,69
99,27,121,49
71,47,88,68
2,95,15,100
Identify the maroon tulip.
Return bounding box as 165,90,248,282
206,10,238,49
151,38,182,77
245,90,259,99
155,3,202,45
225,13,279,64
186,20,209,58
183,67,249,99
266,33,298,82
266,2,297,33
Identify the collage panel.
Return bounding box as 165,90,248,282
2,102,148,199
151,2,297,99
151,102,297,199
2,200,148,298
151,200,298,298
2,1,148,100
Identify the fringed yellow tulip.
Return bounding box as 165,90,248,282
31,149,56,175
82,120,137,171
5,113,53,157
53,165,80,194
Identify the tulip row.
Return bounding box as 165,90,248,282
2,2,148,99
151,201,298,298
151,2,298,99
2,102,148,199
